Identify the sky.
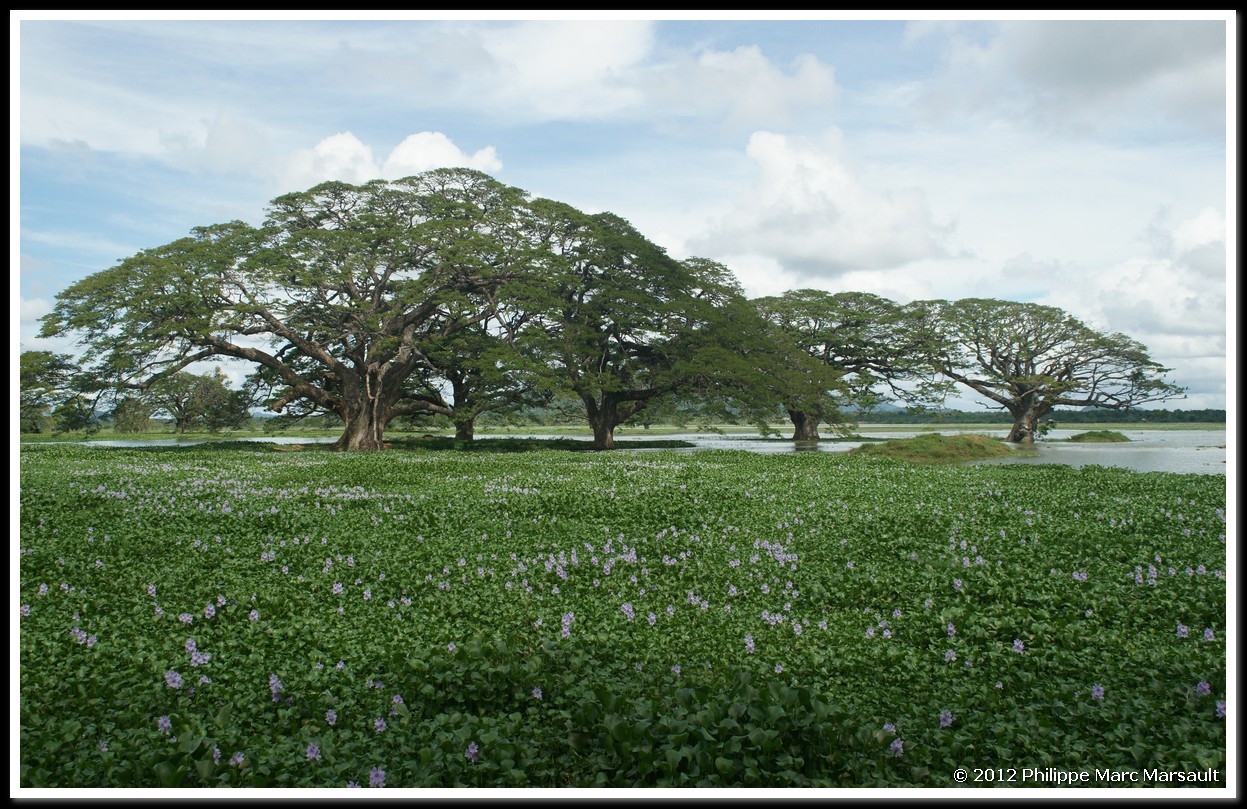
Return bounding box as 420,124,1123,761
12,11,1235,413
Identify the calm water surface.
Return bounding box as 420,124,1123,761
52,428,1228,475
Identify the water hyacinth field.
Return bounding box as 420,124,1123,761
18,443,1227,788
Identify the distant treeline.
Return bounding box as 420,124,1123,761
857,408,1226,425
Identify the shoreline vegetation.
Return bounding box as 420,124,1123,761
16,420,1227,446
1065,431,1132,443
847,433,1024,464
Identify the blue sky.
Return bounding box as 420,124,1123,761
13,12,1234,411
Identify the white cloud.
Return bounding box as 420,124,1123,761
20,297,52,325
281,131,502,192
282,132,378,189
1032,207,1226,398
645,46,838,131
915,20,1226,137
691,130,949,279
474,21,652,120
381,133,501,178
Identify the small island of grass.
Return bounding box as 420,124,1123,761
1065,430,1131,443
847,432,1019,463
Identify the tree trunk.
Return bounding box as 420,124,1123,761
334,404,389,451
1006,405,1048,443
788,409,821,441
454,419,475,441
585,395,617,450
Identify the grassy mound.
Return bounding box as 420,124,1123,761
1065,430,1131,443
847,432,1017,463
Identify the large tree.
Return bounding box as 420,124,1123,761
19,350,102,434
920,298,1185,442
40,169,534,450
755,290,945,440
520,202,833,448
145,369,251,433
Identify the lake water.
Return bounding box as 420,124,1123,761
632,428,1228,476
46,428,1228,476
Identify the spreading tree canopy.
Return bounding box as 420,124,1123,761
755,290,945,440
516,203,835,449
40,169,827,450
41,169,535,450
919,298,1185,442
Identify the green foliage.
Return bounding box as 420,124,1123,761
20,350,97,433
848,433,1019,463
19,445,1225,787
1066,431,1131,443
146,370,250,434
110,397,156,433
917,299,1185,442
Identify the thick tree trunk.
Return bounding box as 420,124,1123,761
334,405,389,451
585,395,617,450
788,409,821,441
454,419,475,441
1006,404,1047,443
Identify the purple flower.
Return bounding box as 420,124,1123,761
326,709,337,726
745,634,755,654
20,604,30,617
178,613,194,625
532,686,543,700
147,585,157,597
212,746,221,764
1216,699,1225,718
953,579,963,590
1204,628,1215,641
946,623,956,637
346,781,360,788
269,673,284,701
1196,681,1211,696
204,604,215,619
774,664,783,674
447,642,456,652
466,742,480,763
1012,639,1025,654
1091,684,1105,701
889,738,904,757
620,603,635,622
369,766,385,788
647,612,657,625
374,717,387,733
306,742,321,761
157,715,172,734
945,650,957,662
99,740,109,753
248,610,258,621
1177,623,1189,639
165,670,183,689
230,751,245,767
671,665,681,676
333,582,343,595
939,709,955,728
561,612,574,639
